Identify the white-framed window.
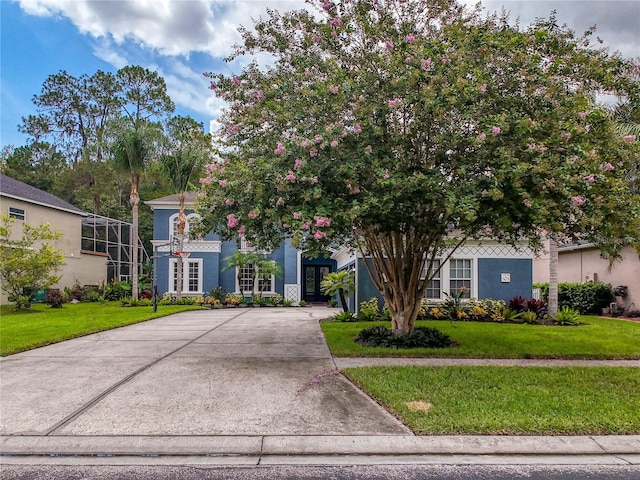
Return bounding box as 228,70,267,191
422,258,474,301
422,259,442,300
8,207,25,221
169,212,201,238
236,263,275,294
449,258,472,298
169,257,203,294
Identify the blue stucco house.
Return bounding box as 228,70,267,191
146,193,533,308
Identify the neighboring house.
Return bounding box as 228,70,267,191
534,241,640,310
147,192,533,307
0,173,135,304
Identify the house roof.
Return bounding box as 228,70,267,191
0,173,86,216
145,191,199,209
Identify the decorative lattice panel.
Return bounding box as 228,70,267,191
285,284,300,302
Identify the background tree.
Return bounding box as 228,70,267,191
255,257,283,298
321,270,355,312
159,116,211,299
0,214,65,310
198,0,640,334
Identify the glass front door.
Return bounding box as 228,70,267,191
303,265,331,303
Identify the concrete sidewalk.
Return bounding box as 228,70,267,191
1,307,639,466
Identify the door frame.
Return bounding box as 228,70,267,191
302,264,333,303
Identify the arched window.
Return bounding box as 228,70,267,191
168,213,202,239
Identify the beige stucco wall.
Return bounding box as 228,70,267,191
533,240,639,309
1,197,108,304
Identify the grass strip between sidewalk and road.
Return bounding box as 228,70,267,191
0,302,205,356
321,316,640,359
343,365,640,435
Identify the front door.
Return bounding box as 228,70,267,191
303,265,331,303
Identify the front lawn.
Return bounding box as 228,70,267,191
343,366,640,435
321,317,640,359
0,302,205,356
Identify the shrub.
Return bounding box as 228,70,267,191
44,290,66,308
175,297,195,305
358,297,380,320
84,290,101,302
298,300,307,307
355,325,455,349
535,282,613,314
519,311,538,324
269,293,284,306
103,281,132,301
333,311,356,322
158,293,174,305
283,299,294,307
443,286,469,319
209,286,226,303
225,293,243,306
508,296,547,319
555,306,581,326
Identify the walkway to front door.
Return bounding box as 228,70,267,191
303,265,331,303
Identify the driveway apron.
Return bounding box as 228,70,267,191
0,308,408,436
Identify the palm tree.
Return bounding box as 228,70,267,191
256,257,283,297
221,251,260,299
159,116,211,299
112,128,151,299
320,270,356,312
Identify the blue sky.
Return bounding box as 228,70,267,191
2,0,639,150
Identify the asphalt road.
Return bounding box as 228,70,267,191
2,464,640,479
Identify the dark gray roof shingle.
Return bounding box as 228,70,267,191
0,172,86,215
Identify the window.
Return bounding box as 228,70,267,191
236,263,275,294
449,258,472,298
169,212,201,238
169,258,203,293
422,259,442,300
8,207,25,221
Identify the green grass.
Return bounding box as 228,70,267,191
0,302,205,356
343,366,640,435
322,317,640,359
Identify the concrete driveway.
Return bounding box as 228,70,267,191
0,307,409,437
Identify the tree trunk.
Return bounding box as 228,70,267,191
175,194,186,300
338,288,348,312
131,191,139,300
548,239,558,317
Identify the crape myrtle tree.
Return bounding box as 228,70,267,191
197,0,640,334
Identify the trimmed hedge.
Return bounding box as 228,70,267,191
534,282,613,314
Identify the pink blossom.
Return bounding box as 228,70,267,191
330,17,342,27
624,135,636,143
571,196,585,206
301,139,311,148
293,211,302,220
561,132,572,141
232,76,241,86
257,90,264,101
248,210,260,219
523,199,532,207
276,197,284,206
341,130,349,138
354,124,362,134
382,169,390,179
600,162,615,172
209,81,217,90
481,189,488,195
388,98,400,108
322,0,331,11
479,84,487,93
248,157,255,163
219,179,228,187
225,198,234,206
421,58,432,70
477,133,487,141
315,134,323,143
310,176,318,184
405,33,415,43
313,231,327,240
586,174,595,183
310,148,318,157
294,158,303,170
227,214,239,228
274,142,286,155
285,170,296,182
282,223,289,229
384,40,393,50
312,34,320,43
303,221,312,230
237,225,246,237
578,111,587,119
491,126,501,136
330,140,339,148
315,216,331,227
329,85,339,94
405,56,412,63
